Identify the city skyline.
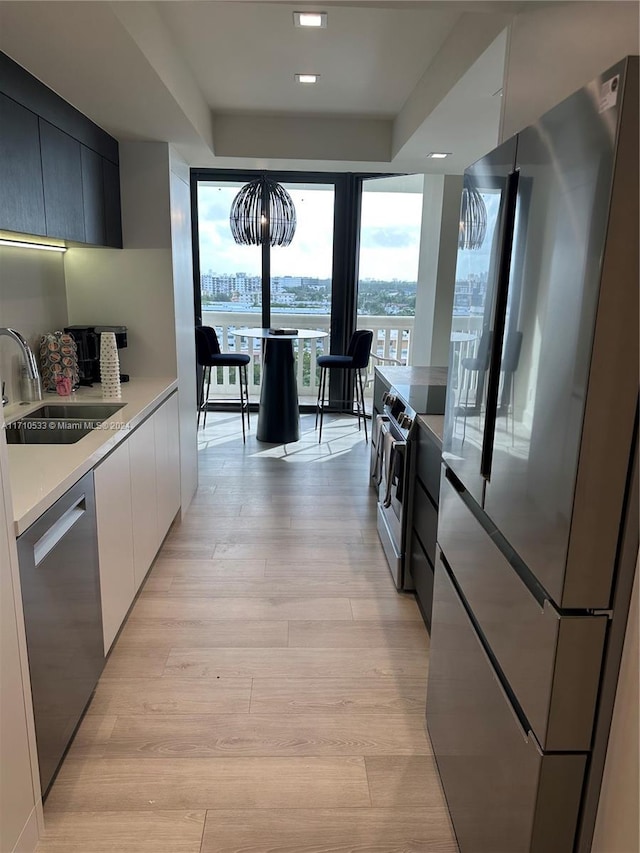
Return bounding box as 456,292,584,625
198,268,486,318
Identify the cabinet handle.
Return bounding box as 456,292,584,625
33,496,86,566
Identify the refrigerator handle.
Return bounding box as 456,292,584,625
480,169,520,482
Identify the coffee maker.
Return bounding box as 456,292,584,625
64,325,129,386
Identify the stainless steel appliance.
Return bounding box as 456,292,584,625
427,57,638,853
374,382,447,590
17,472,104,796
374,388,416,590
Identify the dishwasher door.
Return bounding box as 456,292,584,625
17,471,103,796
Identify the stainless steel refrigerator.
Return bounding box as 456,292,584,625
426,57,638,853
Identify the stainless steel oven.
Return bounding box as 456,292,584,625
373,388,417,590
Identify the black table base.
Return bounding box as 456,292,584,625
257,339,300,443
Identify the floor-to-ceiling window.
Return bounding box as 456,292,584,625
270,182,335,403
191,169,423,408
356,174,424,370
197,179,263,323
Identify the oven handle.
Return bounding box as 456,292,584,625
382,429,407,508
372,415,389,486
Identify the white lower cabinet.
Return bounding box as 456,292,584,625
94,439,135,654
155,391,181,536
95,392,180,654
1,457,40,853
129,415,159,592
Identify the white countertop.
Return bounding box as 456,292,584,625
374,365,448,388
4,378,177,535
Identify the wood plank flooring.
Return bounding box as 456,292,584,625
36,413,457,853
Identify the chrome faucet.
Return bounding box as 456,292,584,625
0,328,42,405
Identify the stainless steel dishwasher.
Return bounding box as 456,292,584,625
17,471,104,796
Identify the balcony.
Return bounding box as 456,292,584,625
200,310,483,404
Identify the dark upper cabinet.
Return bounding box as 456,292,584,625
40,119,85,242
81,145,106,246
0,93,46,236
103,158,123,248
0,51,121,247
81,147,123,247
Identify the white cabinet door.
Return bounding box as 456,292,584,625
94,441,135,654
129,416,158,592
155,392,180,539
0,449,39,853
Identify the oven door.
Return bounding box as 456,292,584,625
370,414,389,489
377,419,408,589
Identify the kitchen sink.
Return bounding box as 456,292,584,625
5,421,96,444
24,403,124,421
5,403,124,445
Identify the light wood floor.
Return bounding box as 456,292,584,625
36,413,458,853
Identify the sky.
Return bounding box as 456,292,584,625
197,181,501,284
197,182,424,282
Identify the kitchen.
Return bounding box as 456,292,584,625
1,3,638,853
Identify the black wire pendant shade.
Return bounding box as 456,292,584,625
229,178,297,247
458,175,488,250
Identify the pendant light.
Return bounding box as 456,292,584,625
229,177,297,247
458,175,487,250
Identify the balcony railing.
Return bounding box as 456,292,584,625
200,309,483,401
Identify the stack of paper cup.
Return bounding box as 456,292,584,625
100,331,121,399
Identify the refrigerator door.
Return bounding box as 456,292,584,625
442,136,517,507
427,559,586,853
483,59,638,608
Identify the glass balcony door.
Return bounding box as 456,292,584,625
356,174,423,395
195,177,335,404
270,182,334,404
196,180,262,400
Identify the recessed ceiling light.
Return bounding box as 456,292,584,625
296,73,319,84
293,11,327,28
427,152,451,159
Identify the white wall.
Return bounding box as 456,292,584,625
64,248,176,380
119,141,197,512
501,2,639,139
169,149,198,515
592,562,639,853
64,144,178,380
119,142,172,251
428,175,463,368
65,141,197,513
413,174,462,367
0,247,67,403
214,114,392,162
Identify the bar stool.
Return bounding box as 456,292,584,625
195,325,251,441
315,329,373,443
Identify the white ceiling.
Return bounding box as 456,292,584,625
0,1,526,173
158,2,461,116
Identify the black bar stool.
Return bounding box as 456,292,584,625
315,329,373,443
195,325,251,442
